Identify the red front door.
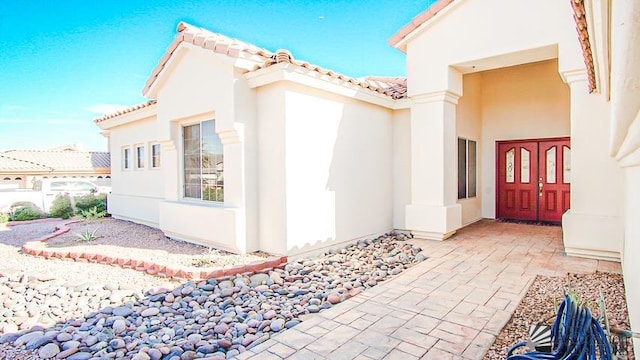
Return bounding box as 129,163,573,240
496,138,570,223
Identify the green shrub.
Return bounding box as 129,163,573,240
78,206,106,221
0,212,8,223
74,194,107,214
49,194,74,219
9,206,43,221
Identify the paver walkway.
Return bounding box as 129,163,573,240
237,220,621,360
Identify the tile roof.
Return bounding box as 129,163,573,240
389,0,455,47
97,22,409,123
142,22,274,96
570,0,596,92
93,100,157,123
0,155,51,172
0,150,110,173
259,50,408,99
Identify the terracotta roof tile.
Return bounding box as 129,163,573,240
142,22,273,95
570,0,596,92
0,155,51,172
389,0,455,47
98,23,409,123
93,100,157,123
0,150,110,172
260,50,408,99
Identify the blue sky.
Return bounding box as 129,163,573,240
0,0,435,152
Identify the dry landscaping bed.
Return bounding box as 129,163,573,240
483,272,635,359
43,218,271,271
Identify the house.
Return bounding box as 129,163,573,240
95,0,639,345
0,145,111,189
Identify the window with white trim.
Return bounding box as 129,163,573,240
123,147,131,170
136,145,145,169
458,138,477,199
151,144,161,168
183,119,224,202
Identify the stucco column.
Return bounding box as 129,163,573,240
561,70,624,260
610,0,640,350
405,90,462,240
160,140,179,202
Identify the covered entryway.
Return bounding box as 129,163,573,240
497,138,570,222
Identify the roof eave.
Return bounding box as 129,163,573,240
389,0,458,50
245,63,398,109
94,103,157,130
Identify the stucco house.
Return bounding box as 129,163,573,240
0,145,111,189
95,0,639,344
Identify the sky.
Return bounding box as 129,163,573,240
0,0,435,152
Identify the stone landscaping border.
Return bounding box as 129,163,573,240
19,220,288,281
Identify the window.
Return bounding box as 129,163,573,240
183,119,224,202
458,138,477,199
123,147,131,170
151,144,161,168
136,145,145,169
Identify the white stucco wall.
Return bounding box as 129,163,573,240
480,60,571,218
107,117,164,226
145,45,257,253
283,85,394,256
392,109,411,229
456,73,482,225
404,0,583,97
256,83,287,255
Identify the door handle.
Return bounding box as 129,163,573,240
539,179,543,197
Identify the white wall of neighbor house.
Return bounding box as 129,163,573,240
392,108,411,229
279,84,394,257
480,60,571,219
151,45,256,253
107,116,164,227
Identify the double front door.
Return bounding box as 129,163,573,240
496,138,570,223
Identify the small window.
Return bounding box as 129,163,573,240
15,177,22,180
2,177,10,181
136,145,145,169
123,147,131,170
458,138,477,199
151,144,161,168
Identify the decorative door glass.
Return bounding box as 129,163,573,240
520,148,530,183
506,148,515,183
546,146,556,183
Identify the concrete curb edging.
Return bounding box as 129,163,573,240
20,220,287,281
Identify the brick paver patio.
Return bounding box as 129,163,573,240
237,220,621,360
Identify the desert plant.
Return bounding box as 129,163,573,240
9,206,43,221
49,194,74,219
74,194,107,214
75,227,100,242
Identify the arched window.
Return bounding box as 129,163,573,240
97,176,103,179
3,177,10,181
106,176,111,179
14,177,22,180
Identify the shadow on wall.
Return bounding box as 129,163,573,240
284,89,394,257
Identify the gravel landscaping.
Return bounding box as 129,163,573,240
0,221,424,359
45,218,270,270
483,272,635,359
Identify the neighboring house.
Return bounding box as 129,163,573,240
0,145,111,189
95,0,640,346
